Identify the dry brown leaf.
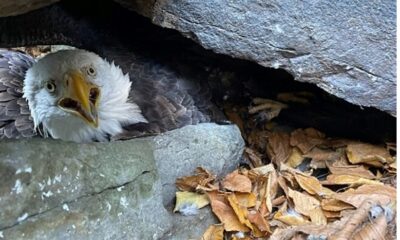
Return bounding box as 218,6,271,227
248,209,272,234
272,195,286,206
249,163,275,177
327,162,376,179
249,98,288,114
222,170,252,193
207,191,250,232
331,184,396,208
244,147,264,167
200,224,224,240
320,198,355,212
286,147,305,168
265,170,279,213
322,209,342,219
266,132,292,165
322,174,383,187
273,201,310,226
346,143,394,167
290,128,325,154
303,147,342,162
288,188,327,225
176,167,215,191
292,172,335,197
226,194,253,230
173,191,210,213
235,192,257,208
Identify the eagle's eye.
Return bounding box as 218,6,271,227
46,81,56,93
87,67,96,76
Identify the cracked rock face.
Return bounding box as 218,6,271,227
123,0,396,115
0,123,244,239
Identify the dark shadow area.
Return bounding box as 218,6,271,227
2,0,396,143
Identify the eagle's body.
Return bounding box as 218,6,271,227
0,49,216,142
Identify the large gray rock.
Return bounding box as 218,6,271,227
0,0,59,17
122,0,396,115
0,123,244,239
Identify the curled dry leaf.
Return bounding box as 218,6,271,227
322,174,384,187
235,192,257,208
176,167,215,192
288,188,327,225
222,170,252,193
273,201,310,226
249,98,288,114
226,194,253,230
244,147,264,168
330,184,396,208
201,224,224,240
346,143,394,167
288,170,334,196
266,132,292,165
207,191,250,232
173,191,210,213
290,128,325,154
286,147,304,168
247,209,271,234
320,198,355,212
327,162,376,179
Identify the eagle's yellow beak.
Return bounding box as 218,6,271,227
58,70,100,128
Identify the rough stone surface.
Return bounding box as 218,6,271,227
0,123,244,239
123,0,396,115
0,0,59,17
153,123,244,206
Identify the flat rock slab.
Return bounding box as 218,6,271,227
0,123,244,239
126,0,396,115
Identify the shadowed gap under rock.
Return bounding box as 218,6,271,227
2,0,395,143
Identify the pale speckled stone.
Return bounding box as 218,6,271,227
0,123,244,239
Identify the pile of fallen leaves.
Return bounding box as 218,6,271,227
174,97,396,240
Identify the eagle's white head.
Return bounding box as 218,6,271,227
23,49,148,143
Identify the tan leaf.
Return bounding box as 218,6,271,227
176,167,215,191
273,201,310,226
249,98,288,114
173,191,210,213
200,224,224,240
320,198,354,212
353,213,387,240
235,192,257,208
207,191,250,232
265,170,279,213
248,209,271,234
304,147,342,162
249,163,275,177
322,174,383,187
266,132,292,165
286,147,305,168
288,188,327,225
346,143,394,167
244,147,264,168
290,128,325,154
222,170,252,193
327,163,376,179
331,184,396,208
322,209,341,219
226,194,253,230
293,172,335,197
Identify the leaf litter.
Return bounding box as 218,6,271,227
174,97,396,239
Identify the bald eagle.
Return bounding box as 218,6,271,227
0,49,218,142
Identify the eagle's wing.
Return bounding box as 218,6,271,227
0,49,36,139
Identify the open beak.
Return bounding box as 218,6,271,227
58,70,100,128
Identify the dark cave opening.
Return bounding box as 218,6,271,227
8,0,396,143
